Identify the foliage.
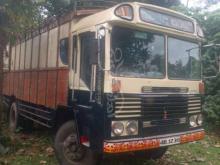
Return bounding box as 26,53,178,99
173,4,220,127
203,93,220,126
0,0,42,43
41,0,180,16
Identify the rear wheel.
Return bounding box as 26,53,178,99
135,147,168,160
9,102,33,133
54,121,97,165
9,103,19,133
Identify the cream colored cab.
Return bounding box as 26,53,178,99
70,2,204,95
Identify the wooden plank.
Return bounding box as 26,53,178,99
23,72,31,101
30,71,38,104
46,70,57,108
18,72,24,99
37,71,47,106
56,69,68,106
13,72,19,97
9,72,14,95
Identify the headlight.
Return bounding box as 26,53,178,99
189,115,197,127
197,114,203,126
126,121,138,135
112,121,124,136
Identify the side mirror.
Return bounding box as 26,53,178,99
97,27,106,70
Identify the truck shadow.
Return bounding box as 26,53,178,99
100,154,156,165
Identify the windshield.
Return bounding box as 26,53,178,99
111,26,165,78
168,38,201,80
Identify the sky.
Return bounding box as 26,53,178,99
181,0,220,11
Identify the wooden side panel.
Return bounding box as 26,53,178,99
18,72,24,99
9,72,14,95
23,72,31,101
56,69,68,106
37,71,47,106
46,70,57,108
30,71,38,104
2,73,9,95
16,73,20,97
13,73,19,97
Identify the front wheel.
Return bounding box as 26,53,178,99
54,121,97,165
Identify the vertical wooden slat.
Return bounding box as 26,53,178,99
57,69,68,106
46,70,57,108
30,71,38,103
18,72,24,99
23,71,30,101
37,71,47,105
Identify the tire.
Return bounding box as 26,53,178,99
9,102,33,133
135,147,168,160
9,102,20,133
54,121,97,165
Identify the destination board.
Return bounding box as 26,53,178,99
140,8,194,33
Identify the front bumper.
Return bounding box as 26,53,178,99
104,129,205,153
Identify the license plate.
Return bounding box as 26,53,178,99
160,136,180,147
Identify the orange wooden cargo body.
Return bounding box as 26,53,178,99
2,12,78,109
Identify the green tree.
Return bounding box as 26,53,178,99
173,5,220,126
0,0,41,107
42,0,180,16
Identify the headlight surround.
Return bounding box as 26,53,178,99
197,114,203,126
111,120,138,137
126,121,138,135
112,121,124,136
189,115,197,127
189,114,203,127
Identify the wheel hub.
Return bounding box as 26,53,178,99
63,134,85,162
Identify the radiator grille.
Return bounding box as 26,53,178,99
114,95,202,120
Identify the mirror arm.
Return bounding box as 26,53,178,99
97,36,104,71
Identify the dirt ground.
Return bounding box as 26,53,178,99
0,125,220,165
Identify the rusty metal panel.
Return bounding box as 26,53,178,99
46,70,57,108
37,71,47,106
30,71,38,104
23,72,31,101
56,69,68,106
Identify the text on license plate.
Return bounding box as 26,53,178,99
160,136,180,147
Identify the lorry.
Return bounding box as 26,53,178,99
2,1,205,165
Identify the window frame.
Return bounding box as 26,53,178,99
79,32,96,89
167,36,202,81
110,26,166,79
59,37,69,66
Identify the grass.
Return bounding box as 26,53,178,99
0,126,220,165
